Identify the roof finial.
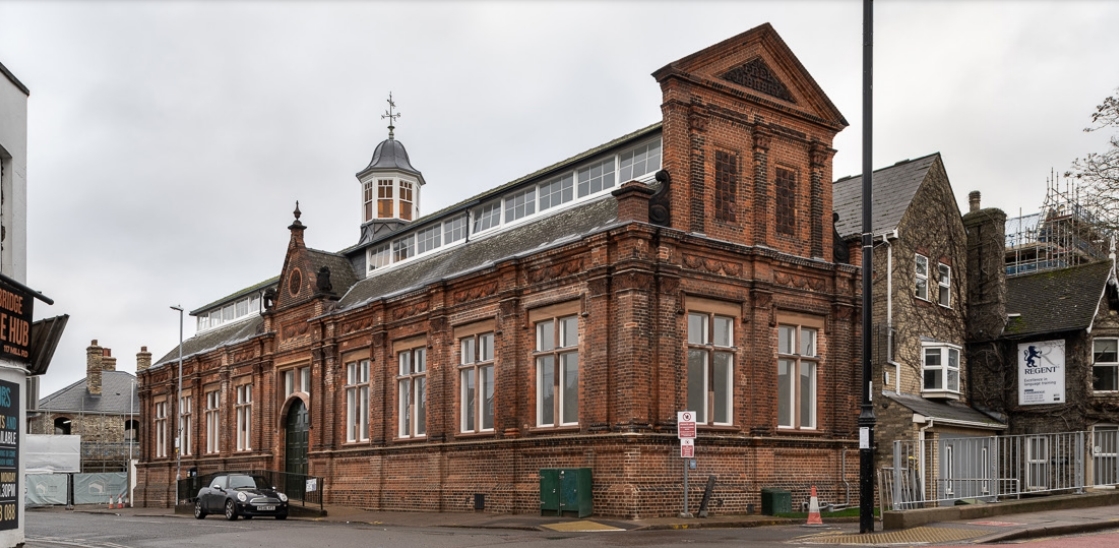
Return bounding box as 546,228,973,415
382,92,401,140
294,200,302,221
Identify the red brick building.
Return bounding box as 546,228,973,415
136,24,863,517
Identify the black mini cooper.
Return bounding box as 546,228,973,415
194,474,289,520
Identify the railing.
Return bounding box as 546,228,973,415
882,431,1086,511
177,469,323,512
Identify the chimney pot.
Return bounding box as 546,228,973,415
969,191,981,213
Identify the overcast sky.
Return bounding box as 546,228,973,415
2,1,1117,396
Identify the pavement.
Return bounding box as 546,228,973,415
28,489,1119,546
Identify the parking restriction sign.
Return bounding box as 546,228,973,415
680,438,695,458
677,411,696,439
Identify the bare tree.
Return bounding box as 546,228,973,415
1068,89,1119,234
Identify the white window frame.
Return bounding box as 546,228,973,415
922,343,961,396
459,332,496,433
235,384,252,451
686,312,735,426
504,187,536,223
535,315,579,427
368,243,391,272
416,223,441,255
777,322,819,430
618,138,662,183
392,234,415,262
443,215,467,244
345,360,370,442
179,395,192,457
1093,338,1119,392
538,173,574,211
155,401,168,459
397,347,427,438
576,157,616,197
205,389,221,455
938,263,951,308
915,254,929,300
473,201,501,233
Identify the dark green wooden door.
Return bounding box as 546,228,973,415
284,400,309,498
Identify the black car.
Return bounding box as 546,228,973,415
194,474,289,520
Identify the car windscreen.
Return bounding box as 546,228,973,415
226,475,269,490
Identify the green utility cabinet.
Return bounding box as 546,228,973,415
539,468,593,517
760,488,791,515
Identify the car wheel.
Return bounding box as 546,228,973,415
224,500,238,521
275,514,287,520
194,499,206,519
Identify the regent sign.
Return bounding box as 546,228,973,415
0,279,32,363
1017,339,1065,406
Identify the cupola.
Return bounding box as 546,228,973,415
356,93,425,244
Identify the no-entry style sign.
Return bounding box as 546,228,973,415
677,411,696,439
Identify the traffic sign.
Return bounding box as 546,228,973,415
680,438,695,458
677,411,696,439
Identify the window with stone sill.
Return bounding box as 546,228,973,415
459,331,495,433
687,311,734,425
535,315,579,427
155,401,168,458
922,344,960,395
777,320,820,430
235,384,252,451
345,359,370,442
938,263,952,308
398,346,427,438
179,395,192,456
1093,338,1119,391
205,389,221,454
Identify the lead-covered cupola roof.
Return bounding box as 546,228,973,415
357,137,423,180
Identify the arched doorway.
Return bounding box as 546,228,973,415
284,399,309,497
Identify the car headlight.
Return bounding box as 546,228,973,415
278,493,288,502
237,492,247,502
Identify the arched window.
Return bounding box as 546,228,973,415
54,417,71,435
125,419,139,443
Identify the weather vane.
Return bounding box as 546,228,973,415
382,92,401,139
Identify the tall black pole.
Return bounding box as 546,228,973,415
859,0,877,535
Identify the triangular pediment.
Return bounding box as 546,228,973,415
720,57,795,104
653,23,847,130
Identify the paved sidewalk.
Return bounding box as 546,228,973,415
31,490,1119,546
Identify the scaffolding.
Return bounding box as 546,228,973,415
1005,172,1113,276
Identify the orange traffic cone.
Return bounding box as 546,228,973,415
117,494,123,509
806,485,823,526
108,496,116,509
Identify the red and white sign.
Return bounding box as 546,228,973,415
680,438,695,458
677,411,696,439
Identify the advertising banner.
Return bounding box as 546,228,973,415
0,379,19,530
1018,340,1066,406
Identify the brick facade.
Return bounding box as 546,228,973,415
136,24,865,517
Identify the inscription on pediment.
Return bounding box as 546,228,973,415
721,58,795,103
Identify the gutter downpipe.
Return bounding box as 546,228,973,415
919,416,935,502
880,229,901,392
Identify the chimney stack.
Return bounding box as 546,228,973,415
101,347,116,372
969,190,981,213
87,339,103,396
136,346,152,373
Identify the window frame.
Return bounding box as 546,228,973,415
204,388,221,455
458,329,496,434
179,393,193,457
532,307,580,428
921,343,961,396
937,263,952,308
235,383,252,452
155,400,168,459
774,166,797,235
345,359,370,442
776,316,822,431
915,254,929,300
686,308,735,426
1093,338,1119,392
397,345,427,439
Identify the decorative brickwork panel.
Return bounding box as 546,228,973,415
775,167,797,236
714,150,738,223
720,57,796,103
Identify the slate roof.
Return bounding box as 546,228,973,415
832,153,940,239
38,370,139,415
337,195,620,310
884,391,1005,429
153,314,265,367
1004,260,1115,337
306,248,359,297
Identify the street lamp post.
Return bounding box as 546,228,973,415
171,305,184,506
